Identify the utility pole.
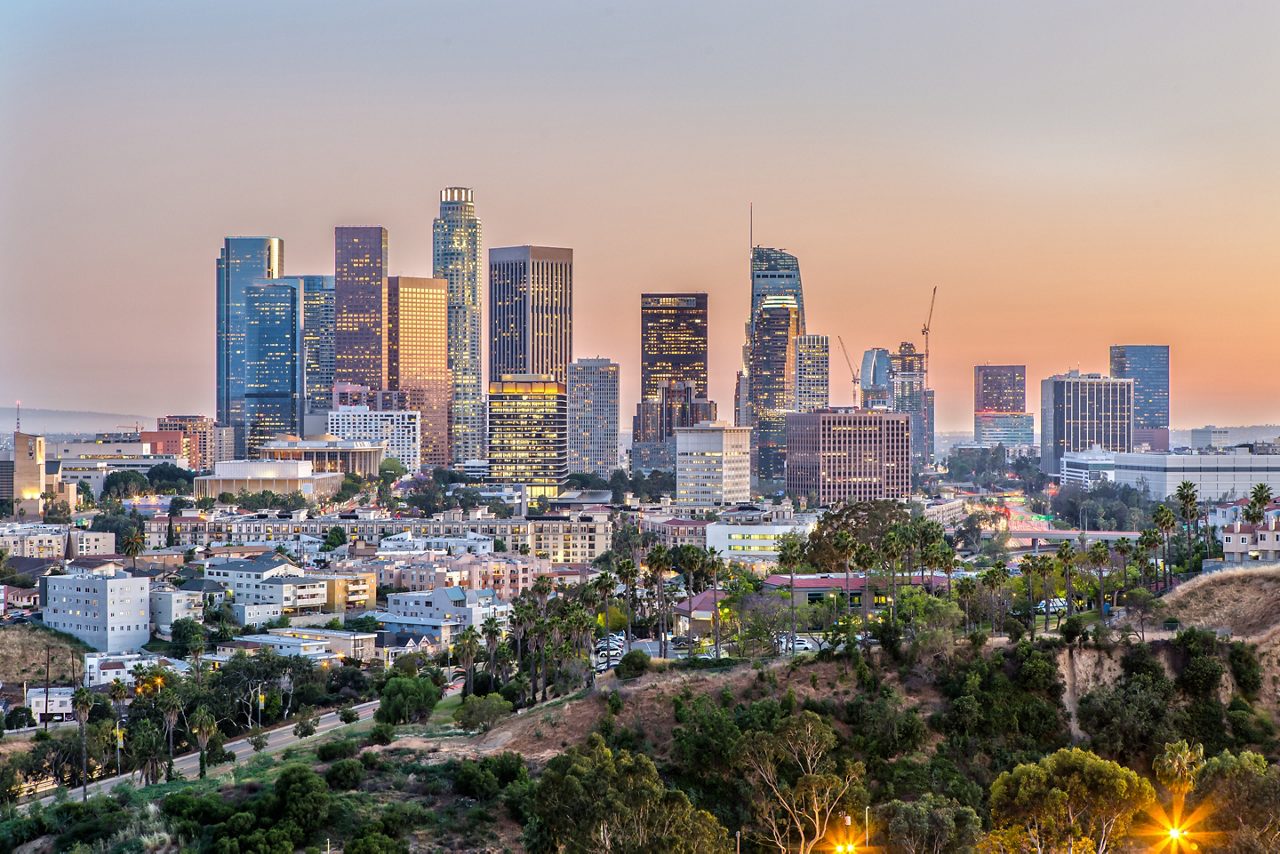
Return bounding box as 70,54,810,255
43,646,50,731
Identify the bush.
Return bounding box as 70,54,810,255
325,758,365,790
617,650,651,679
1002,618,1025,643
1228,642,1263,699
317,739,359,762
606,690,623,715
453,760,500,800
1061,615,1086,645
453,694,514,733
338,707,361,725
1179,654,1225,700
367,723,395,746
346,831,407,854
967,631,988,650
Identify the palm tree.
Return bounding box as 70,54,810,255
880,527,907,621
616,558,638,653
455,627,481,697
72,686,94,800
189,705,217,779
108,678,129,722
1153,504,1177,589
121,529,144,571
1056,542,1077,619
853,541,876,648
1020,556,1042,642
777,533,806,655
1175,480,1200,557
1138,529,1161,587
1112,537,1133,600
591,571,616,636
1153,739,1205,807
646,546,671,658
157,687,182,760
128,719,167,786
481,616,502,679
1086,540,1111,620
954,576,978,634
510,597,534,675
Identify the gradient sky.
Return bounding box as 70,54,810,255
2,1,1278,434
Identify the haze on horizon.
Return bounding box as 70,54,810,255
2,1,1277,434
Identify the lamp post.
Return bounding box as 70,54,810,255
114,719,124,776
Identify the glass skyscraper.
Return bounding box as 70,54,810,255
750,247,805,333
1110,345,1170,450
640,293,708,400
1040,371,1135,476
244,280,304,457
487,374,568,500
749,295,801,480
335,226,390,390
860,348,892,408
973,364,1033,448
388,276,451,468
216,236,283,457
794,334,830,413
567,358,620,478
291,275,335,415
489,246,573,384
433,188,485,464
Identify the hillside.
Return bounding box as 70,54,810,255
1164,564,1280,637
0,625,89,697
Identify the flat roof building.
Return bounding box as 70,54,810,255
785,408,911,506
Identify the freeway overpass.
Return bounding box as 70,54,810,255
982,528,1143,548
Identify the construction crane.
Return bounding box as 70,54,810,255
921,286,938,386
837,336,860,408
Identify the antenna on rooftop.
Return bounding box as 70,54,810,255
14,400,20,432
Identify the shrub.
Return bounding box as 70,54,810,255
367,723,395,746
345,831,407,854
317,739,359,762
326,758,365,790
338,707,361,725
606,690,623,715
453,760,500,800
1003,618,1025,643
1179,654,1225,700
967,631,988,650
453,694,514,733
617,650,650,679
1061,616,1086,645
1228,642,1263,699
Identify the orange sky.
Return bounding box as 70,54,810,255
2,2,1278,434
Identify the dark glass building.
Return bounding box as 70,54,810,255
640,293,708,400
1040,371,1135,475
334,226,390,390
489,246,573,384
748,294,801,480
973,365,1026,413
244,280,304,457
216,236,283,456
1110,345,1170,450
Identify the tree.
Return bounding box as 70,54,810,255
989,747,1155,854
740,711,867,854
127,718,167,785
272,763,332,841
157,687,182,760
453,693,514,733
101,470,150,500
1123,588,1160,642
168,617,206,658
189,705,217,778
455,626,481,697
1086,540,1112,621
72,686,94,800
878,793,981,854
777,533,807,656
1190,749,1280,851
1153,505,1177,587
375,676,440,724
1153,740,1205,804
121,529,145,571
292,705,319,738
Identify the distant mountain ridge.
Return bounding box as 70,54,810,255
0,406,157,437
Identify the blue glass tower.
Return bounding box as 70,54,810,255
244,280,304,457
1110,344,1170,450
750,247,805,334
216,236,283,456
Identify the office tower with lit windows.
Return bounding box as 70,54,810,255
433,188,485,463
674,422,752,508
243,280,304,457
860,348,892,408
1040,371,1135,476
640,293,708,399
334,226,390,390
216,236,284,456
567,358,620,478
785,409,912,506
750,247,805,331
282,275,336,416
888,342,934,465
1109,344,1170,451
632,382,718,474
157,415,223,471
489,246,573,384
387,276,450,469
794,335,829,413
973,364,1033,448
487,374,568,500
748,294,801,480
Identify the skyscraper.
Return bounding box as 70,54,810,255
487,374,568,500
794,334,830,413
785,409,912,505
292,276,335,416
973,364,1033,448
489,246,573,383
860,348,892,408
1040,371,1135,476
244,280,304,457
748,294,801,480
216,236,283,456
632,382,718,474
388,276,451,468
433,188,485,464
334,226,390,390
640,293,708,400
675,423,752,508
750,247,805,332
567,358,620,478
1110,345,1170,451
889,342,933,465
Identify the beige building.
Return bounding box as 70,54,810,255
194,460,344,502
674,422,752,508
785,408,912,506
257,436,386,478
266,627,377,662
304,569,377,610
157,415,234,471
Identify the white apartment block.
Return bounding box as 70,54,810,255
0,525,116,559
372,552,556,598
328,405,422,473
266,627,377,662
706,515,820,564
27,687,76,722
674,422,752,508
43,570,151,653
376,587,510,644
149,584,204,635
202,554,327,614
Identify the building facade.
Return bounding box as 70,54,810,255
674,423,752,507
44,569,150,653
327,406,421,473
889,342,934,465
194,460,345,501
794,334,829,413
1190,426,1229,450
567,358,620,478
216,236,284,457
1040,371,1135,476
297,275,336,415
434,188,486,464
748,295,801,480
258,437,386,477
487,374,568,500
334,226,390,390
784,409,912,506
157,415,223,471
640,293,708,399
1113,447,1280,500
244,279,305,457
860,347,892,408
1110,344,1170,451
387,275,450,467
489,246,573,384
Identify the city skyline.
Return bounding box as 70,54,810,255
3,3,1279,432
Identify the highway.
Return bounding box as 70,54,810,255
30,699,380,807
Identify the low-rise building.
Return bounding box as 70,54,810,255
761,571,950,609
258,435,387,478
149,584,204,636
231,602,283,628
1061,447,1115,487
27,686,76,722
706,514,819,564
265,627,377,662
1221,519,1280,564
205,635,341,668
84,651,190,688
374,587,510,644
194,460,345,502
640,516,712,551
371,552,556,599
1113,446,1280,501
304,570,377,611
43,568,150,652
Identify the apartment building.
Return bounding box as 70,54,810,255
43,569,150,652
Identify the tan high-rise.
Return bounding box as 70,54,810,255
388,276,451,468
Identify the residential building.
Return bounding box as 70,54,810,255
784,408,912,506
434,187,486,464
1191,426,1230,450
157,415,226,471
1221,518,1280,564
201,554,327,614
1110,344,1170,451
257,437,386,477
706,514,818,563
373,552,555,599
376,587,511,644
194,460,345,501
84,651,189,688
1113,446,1280,500
149,584,204,636
0,525,114,558
244,279,305,456
748,294,801,480
674,422,752,508
640,516,712,550
973,364,1033,448
761,571,948,610
297,275,336,415
216,236,284,457
27,687,76,722
487,374,567,500
489,246,573,383
230,603,283,628
43,569,150,652
794,335,829,413
266,627,377,662
1061,447,1116,487
334,226,390,389
206,634,341,668
327,406,421,472
640,293,708,399
303,570,377,611
567,358,620,478
387,275,451,467
139,430,188,458
1040,371,1135,476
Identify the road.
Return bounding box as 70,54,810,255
31,699,381,807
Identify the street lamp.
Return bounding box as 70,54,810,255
114,719,125,776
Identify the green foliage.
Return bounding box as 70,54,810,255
452,693,514,733
1060,615,1086,645
272,764,332,838
325,757,365,790
878,793,981,854
338,706,360,724
367,723,395,746
375,676,441,724
1228,641,1264,699
617,649,651,679
168,617,206,658
316,739,359,762
345,832,408,854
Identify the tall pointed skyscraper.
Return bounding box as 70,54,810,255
741,246,805,478
434,188,485,463
750,247,805,333
216,236,283,457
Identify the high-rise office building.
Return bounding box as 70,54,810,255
748,294,801,480
1040,371,1135,476
334,226,390,390
860,348,892,408
889,342,933,465
1110,345,1170,451
785,409,912,506
675,423,752,508
216,236,284,456
489,246,573,384
750,247,805,333
794,335,830,413
487,374,568,500
388,276,451,468
567,358,620,478
973,364,1033,448
640,293,708,400
433,188,485,464
244,280,304,457
632,382,718,474
295,276,335,416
